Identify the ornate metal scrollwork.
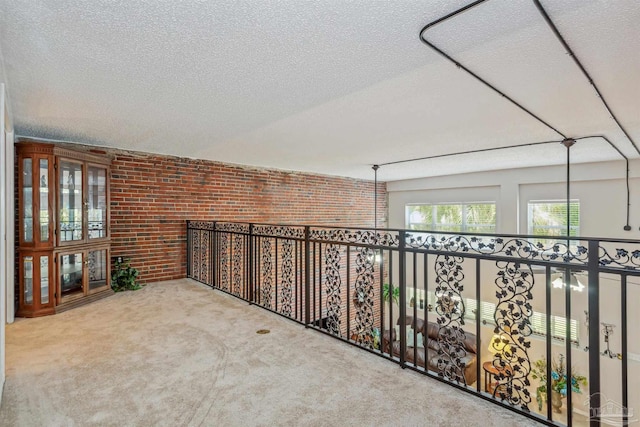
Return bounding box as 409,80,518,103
215,222,250,234
407,233,588,265
325,244,342,336
492,261,534,411
232,235,243,296
188,221,214,230
310,228,399,248
191,229,200,280
219,233,229,291
280,240,294,317
254,224,305,239
351,247,375,348
434,254,468,384
261,238,273,308
598,245,640,270
190,229,210,283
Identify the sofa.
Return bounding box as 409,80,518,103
382,315,478,385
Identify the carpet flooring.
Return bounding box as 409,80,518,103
0,279,543,426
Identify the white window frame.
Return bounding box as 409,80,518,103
405,202,497,234
527,200,580,237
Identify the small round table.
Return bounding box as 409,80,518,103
483,361,513,396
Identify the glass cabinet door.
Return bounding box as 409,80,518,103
23,158,33,243
88,249,109,292
40,255,50,304
39,159,51,243
59,160,83,243
88,165,108,240
60,252,84,301
24,256,33,305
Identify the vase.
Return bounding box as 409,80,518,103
551,391,563,414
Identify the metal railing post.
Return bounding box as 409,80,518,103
210,221,216,287
399,230,407,366
249,223,255,303
304,226,311,326
186,221,191,278
588,239,601,427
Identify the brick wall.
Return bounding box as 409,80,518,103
109,148,387,283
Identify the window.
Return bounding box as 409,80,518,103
528,200,579,237
406,203,496,233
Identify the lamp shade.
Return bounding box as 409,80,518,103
488,334,511,356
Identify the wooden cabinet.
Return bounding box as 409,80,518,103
17,141,112,317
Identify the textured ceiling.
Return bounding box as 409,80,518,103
1,0,638,181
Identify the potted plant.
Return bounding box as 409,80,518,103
111,257,142,292
531,353,587,413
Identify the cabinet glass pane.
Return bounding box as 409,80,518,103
40,256,49,304
39,159,50,242
88,249,108,291
88,166,107,239
23,159,33,242
59,161,83,242
24,256,33,305
60,253,84,298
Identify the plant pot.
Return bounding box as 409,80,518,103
551,391,563,414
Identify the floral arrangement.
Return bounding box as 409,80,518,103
531,354,587,410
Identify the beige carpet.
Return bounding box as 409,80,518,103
0,279,542,427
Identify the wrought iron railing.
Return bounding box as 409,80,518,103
187,220,639,427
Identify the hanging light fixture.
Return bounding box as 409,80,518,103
552,272,585,292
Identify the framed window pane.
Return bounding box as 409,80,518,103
88,249,108,291
406,203,496,233
88,166,107,239
39,159,50,242
40,256,49,304
23,158,33,242
24,256,33,305
59,161,83,242
60,253,84,298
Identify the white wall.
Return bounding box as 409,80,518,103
387,159,640,421
1,35,15,401
0,82,12,402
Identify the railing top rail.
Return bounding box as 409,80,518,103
187,220,640,245
187,220,640,271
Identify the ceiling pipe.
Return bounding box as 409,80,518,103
532,0,640,156
418,0,566,139
378,139,560,167
416,0,634,231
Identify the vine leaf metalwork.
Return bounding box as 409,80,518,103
492,261,534,411
232,234,243,296
254,224,305,239
191,229,201,281
219,233,229,291
406,233,588,265
189,221,214,230
352,247,375,348
325,244,342,336
434,255,468,384
310,228,399,248
280,240,294,317
190,229,210,284
215,222,249,234
599,245,640,270
261,238,273,309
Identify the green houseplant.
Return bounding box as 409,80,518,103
111,257,142,292
382,283,399,305
531,354,587,412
